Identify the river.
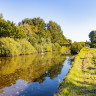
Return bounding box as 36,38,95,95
0,52,71,96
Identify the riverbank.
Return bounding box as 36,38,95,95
58,48,96,96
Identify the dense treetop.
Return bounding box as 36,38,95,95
18,17,69,45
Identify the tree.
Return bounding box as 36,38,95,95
89,31,96,42
67,39,72,44
89,31,96,48
0,18,27,39
47,21,67,45
19,17,46,30
0,18,12,37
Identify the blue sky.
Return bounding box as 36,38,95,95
0,0,96,42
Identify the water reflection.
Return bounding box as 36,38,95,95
0,52,68,96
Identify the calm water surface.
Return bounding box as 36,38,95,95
0,52,71,96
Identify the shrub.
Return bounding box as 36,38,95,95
71,42,85,54
33,38,52,53
90,43,96,48
43,43,52,52
34,44,43,53
0,37,21,56
60,46,69,54
17,39,37,55
52,44,57,51
0,37,37,56
54,43,61,51
34,43,52,53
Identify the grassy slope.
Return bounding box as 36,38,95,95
58,48,96,96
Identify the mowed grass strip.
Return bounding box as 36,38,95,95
58,48,96,96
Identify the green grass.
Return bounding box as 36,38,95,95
58,48,96,96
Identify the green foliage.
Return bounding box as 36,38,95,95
52,44,57,51
54,42,61,51
89,30,96,48
34,44,43,53
0,37,37,56
37,29,52,39
0,37,21,56
0,16,70,56
14,25,27,39
43,43,52,52
17,18,70,53
28,32,39,46
90,43,96,48
17,39,37,55
19,17,46,30
71,42,85,54
60,46,70,54
34,38,52,52
47,21,67,45
67,39,72,44
0,18,27,39
89,30,96,42
0,18,12,37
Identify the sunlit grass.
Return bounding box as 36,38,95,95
59,48,96,96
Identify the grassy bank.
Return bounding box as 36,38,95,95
58,48,96,96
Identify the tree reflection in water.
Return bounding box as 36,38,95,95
0,52,66,95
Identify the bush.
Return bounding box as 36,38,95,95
60,46,69,54
34,43,52,53
0,37,37,56
0,37,21,56
71,42,85,54
43,43,52,52
33,38,52,53
90,43,96,48
52,44,57,51
34,44,43,53
17,39,37,55
54,43,61,51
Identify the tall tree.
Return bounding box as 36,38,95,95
0,18,27,39
47,21,67,45
0,18,12,37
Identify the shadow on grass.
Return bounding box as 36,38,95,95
87,67,96,70
75,80,96,95
59,79,96,96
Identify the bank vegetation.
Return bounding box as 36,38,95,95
0,15,71,56
59,48,96,96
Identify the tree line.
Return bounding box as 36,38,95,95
0,14,71,56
